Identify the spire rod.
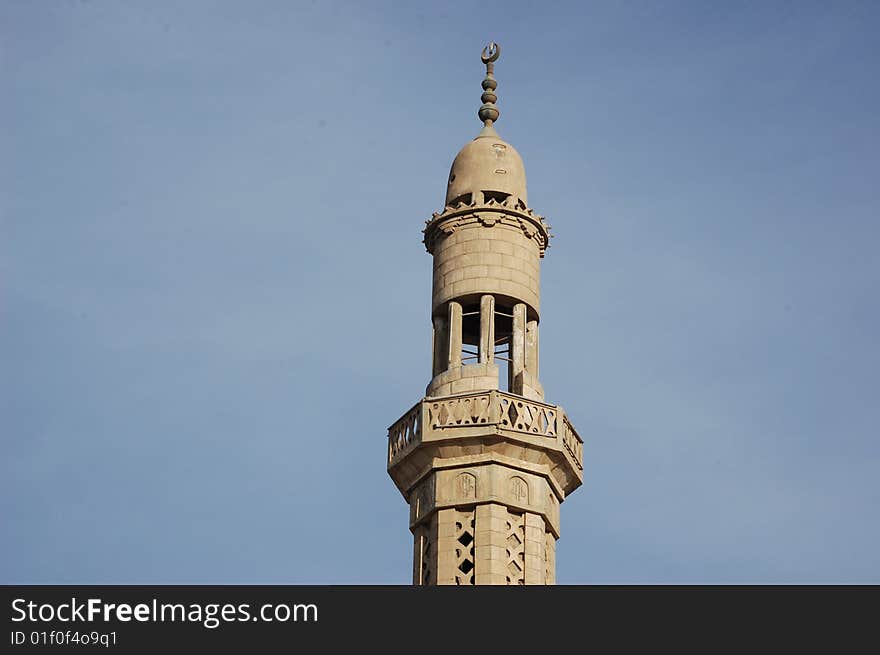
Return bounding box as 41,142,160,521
478,42,501,129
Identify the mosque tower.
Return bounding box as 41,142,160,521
387,43,583,585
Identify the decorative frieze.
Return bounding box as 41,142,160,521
423,200,551,257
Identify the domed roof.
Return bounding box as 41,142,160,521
444,42,528,207
446,125,527,206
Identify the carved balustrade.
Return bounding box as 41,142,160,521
388,390,583,472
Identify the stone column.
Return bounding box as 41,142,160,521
544,531,557,585
523,513,547,585
434,508,459,585
526,319,539,377
479,294,495,364
448,301,462,370
510,303,526,392
473,503,510,585
432,314,448,377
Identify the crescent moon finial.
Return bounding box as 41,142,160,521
481,41,500,64
478,41,501,128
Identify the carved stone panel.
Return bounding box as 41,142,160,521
509,476,529,504
455,471,477,499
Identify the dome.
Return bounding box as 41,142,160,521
445,125,528,207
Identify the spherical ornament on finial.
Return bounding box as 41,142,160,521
478,104,500,123
481,78,497,105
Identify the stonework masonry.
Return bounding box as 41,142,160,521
387,42,583,585
429,205,546,316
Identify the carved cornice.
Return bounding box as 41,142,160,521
423,199,552,257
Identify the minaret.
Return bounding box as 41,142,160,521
387,43,584,585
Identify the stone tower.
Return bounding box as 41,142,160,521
387,43,584,585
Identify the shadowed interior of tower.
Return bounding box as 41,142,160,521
493,306,513,389
460,304,480,363
454,299,516,392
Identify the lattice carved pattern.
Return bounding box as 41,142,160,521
454,510,476,585
500,397,557,436
429,395,491,429
388,404,421,462
562,416,584,470
505,511,525,585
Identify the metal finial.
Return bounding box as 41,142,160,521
481,41,501,65
478,42,501,127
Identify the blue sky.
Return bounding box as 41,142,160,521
2,0,878,583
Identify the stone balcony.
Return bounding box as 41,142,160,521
387,390,584,503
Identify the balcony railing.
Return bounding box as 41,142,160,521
388,402,421,463
561,415,584,470
388,390,583,471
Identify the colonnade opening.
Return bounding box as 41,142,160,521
431,295,538,396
